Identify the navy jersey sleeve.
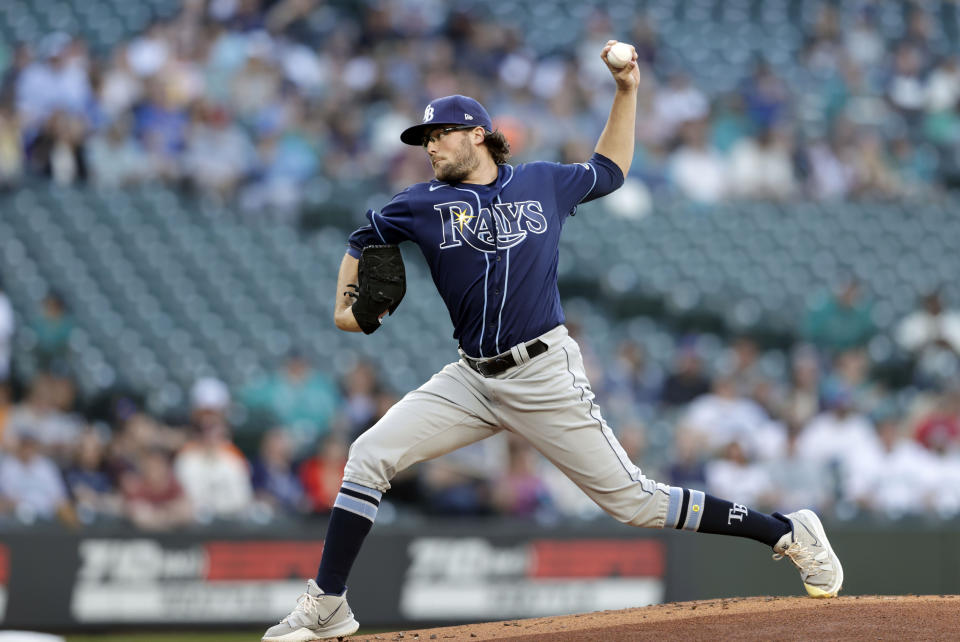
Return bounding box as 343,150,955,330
551,152,624,215
346,188,415,258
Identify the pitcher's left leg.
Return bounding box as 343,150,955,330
493,336,842,597
493,341,673,527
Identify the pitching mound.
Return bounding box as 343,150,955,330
360,595,960,641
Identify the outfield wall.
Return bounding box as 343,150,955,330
2,520,956,630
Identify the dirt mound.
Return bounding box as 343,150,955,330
360,595,960,641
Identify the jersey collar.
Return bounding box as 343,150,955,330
429,164,512,193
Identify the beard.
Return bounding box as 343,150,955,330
433,135,480,182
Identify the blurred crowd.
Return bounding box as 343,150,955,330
2,274,960,530
2,0,960,529
0,0,958,217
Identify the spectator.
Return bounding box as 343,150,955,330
653,72,709,142
1,42,32,102
709,92,751,154
420,439,506,517
26,110,88,185
107,411,187,485
821,348,878,413
240,119,319,217
86,116,151,187
133,77,190,179
299,434,348,514
228,35,282,119
683,375,785,460
896,290,960,387
0,433,77,526
339,360,393,441
716,336,764,398
126,22,171,78
796,382,882,498
123,447,193,531
420,459,492,517
933,446,960,518
491,438,554,520
801,279,875,352
0,381,11,445
782,347,822,428
886,43,926,126
603,339,662,408
844,9,884,70
729,126,797,200
660,342,711,406
739,58,788,129
925,55,960,115
189,376,231,425
850,130,901,198
15,32,92,132
804,4,842,73
98,45,143,119
889,135,936,195
240,351,341,452
704,440,775,510
183,101,255,199
5,372,82,458
668,425,707,490
251,428,305,515
913,388,960,453
28,292,75,369
0,276,12,382
668,119,727,204
174,416,253,522
845,414,938,517
805,135,857,200
766,426,831,514
0,100,24,189
64,426,122,524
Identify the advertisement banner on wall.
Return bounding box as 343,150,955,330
3,522,930,630
400,537,665,620
70,539,325,622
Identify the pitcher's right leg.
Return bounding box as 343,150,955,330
341,361,502,493
264,362,502,641
320,361,499,590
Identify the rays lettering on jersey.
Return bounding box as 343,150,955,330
435,200,547,252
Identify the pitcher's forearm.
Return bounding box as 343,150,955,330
595,86,638,177
334,253,363,332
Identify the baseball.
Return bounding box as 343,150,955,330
607,42,634,69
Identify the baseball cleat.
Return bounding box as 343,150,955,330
772,509,844,598
262,579,359,641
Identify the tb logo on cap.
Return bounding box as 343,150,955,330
423,105,434,122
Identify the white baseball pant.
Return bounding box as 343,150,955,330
342,324,688,529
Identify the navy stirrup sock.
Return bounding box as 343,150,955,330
665,487,792,547
315,482,382,595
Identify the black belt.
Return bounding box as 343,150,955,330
462,339,548,377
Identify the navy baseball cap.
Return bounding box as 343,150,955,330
400,95,493,146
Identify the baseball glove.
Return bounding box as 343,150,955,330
346,244,406,334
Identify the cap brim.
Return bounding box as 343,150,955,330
400,122,460,146
399,123,428,146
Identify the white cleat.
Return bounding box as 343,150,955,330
773,509,844,598
262,579,359,641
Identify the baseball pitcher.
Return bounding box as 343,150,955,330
262,41,843,642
